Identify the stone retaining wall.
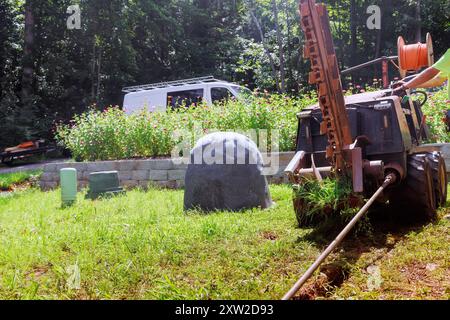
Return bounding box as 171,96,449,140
427,143,450,173
40,152,296,191
39,143,450,191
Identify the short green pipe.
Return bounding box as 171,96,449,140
60,168,77,207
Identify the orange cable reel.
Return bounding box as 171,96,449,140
398,33,434,78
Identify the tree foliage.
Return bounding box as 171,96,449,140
0,0,448,147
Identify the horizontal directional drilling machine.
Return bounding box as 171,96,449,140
282,0,447,299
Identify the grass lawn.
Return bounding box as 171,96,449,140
0,185,315,299
0,170,42,191
0,185,448,300
332,196,450,300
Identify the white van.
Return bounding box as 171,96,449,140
122,76,251,115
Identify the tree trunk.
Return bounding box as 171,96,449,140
349,0,358,83
250,9,280,92
375,29,382,59
336,1,345,70
283,0,292,88
376,0,391,59
21,0,34,108
96,48,102,103
91,42,96,101
350,0,357,64
272,0,285,93
375,2,383,59
415,0,422,42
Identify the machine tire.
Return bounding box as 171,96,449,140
426,152,448,208
390,154,437,221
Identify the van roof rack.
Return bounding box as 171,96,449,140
122,76,222,93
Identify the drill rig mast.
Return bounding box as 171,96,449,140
300,0,353,172
286,0,368,193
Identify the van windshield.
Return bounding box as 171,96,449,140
232,86,252,97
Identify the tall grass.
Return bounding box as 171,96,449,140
55,94,316,161
293,177,370,235
0,170,42,191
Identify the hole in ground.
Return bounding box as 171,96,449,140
293,263,351,300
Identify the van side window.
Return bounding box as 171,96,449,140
211,87,233,104
167,89,204,109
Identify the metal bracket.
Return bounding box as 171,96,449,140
311,154,323,182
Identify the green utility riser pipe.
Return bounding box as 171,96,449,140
60,168,77,207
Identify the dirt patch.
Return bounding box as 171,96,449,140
25,264,52,280
261,231,278,241
396,261,449,299
293,263,350,300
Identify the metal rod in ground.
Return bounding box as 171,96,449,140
282,174,396,300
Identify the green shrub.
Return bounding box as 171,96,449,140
422,89,450,143
55,108,179,161
55,88,449,162
56,94,316,161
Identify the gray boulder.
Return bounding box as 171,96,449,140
184,132,273,212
